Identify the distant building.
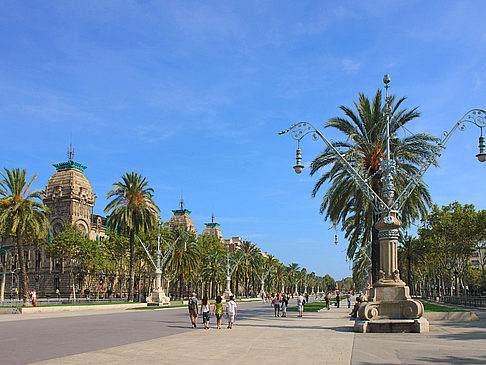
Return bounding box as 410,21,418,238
201,214,224,242
168,198,197,234
224,236,243,252
470,246,486,269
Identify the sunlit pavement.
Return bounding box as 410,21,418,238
2,299,486,364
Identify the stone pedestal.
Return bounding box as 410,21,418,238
146,289,170,306
354,207,429,333
223,288,233,301
354,317,429,333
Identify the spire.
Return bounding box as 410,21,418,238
205,212,220,227
67,134,74,162
53,138,86,172
172,195,191,215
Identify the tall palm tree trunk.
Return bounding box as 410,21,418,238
16,225,30,305
128,229,135,302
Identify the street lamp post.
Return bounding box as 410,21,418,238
136,229,191,306
223,250,246,300
279,75,485,333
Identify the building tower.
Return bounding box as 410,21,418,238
168,197,197,234
201,213,224,242
43,146,105,240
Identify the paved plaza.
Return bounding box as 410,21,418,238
1,300,486,364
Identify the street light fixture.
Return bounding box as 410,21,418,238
279,75,485,333
293,142,304,174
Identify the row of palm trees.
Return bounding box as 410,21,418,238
0,169,336,305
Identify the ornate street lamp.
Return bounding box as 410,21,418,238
279,75,485,333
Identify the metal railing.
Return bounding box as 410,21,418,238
421,295,486,309
0,297,129,307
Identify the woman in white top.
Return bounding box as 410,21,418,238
200,296,212,329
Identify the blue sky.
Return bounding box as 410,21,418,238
1,1,486,281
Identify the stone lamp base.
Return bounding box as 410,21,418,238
146,289,170,306
354,285,429,333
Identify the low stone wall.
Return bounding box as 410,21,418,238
423,311,478,321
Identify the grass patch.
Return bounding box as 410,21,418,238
287,302,328,312
422,302,466,312
1,302,133,308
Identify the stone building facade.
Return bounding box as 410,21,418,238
168,199,197,234
201,214,224,242
0,157,112,300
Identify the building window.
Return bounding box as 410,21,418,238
53,257,61,271
35,251,41,270
24,251,29,269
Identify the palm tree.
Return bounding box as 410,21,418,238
167,229,199,299
0,168,50,305
287,263,300,294
104,172,159,302
310,90,438,283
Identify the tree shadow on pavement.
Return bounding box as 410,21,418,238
411,354,486,364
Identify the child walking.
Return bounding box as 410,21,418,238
213,296,224,329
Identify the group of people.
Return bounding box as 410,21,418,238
187,293,237,329
269,292,309,317
323,291,353,310
270,292,289,317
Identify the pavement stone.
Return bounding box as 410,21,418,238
30,306,355,365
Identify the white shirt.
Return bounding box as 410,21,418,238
226,300,237,314
297,295,304,305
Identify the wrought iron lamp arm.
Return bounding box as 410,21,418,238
391,108,486,212
279,121,388,212
136,231,187,271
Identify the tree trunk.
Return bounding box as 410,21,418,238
0,262,6,301
16,226,30,306
128,229,135,302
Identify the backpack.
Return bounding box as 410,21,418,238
188,298,196,311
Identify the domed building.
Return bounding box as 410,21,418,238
201,214,224,242
168,198,197,234
43,158,106,240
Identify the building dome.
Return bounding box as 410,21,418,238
168,198,197,234
43,159,99,238
202,214,223,242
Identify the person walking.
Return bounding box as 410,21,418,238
30,290,37,307
261,292,266,304
325,292,331,310
336,292,341,308
213,296,224,329
297,293,304,317
305,292,309,305
200,296,211,329
281,294,288,317
272,293,280,317
226,295,237,329
347,292,352,309
188,292,198,328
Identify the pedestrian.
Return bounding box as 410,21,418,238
336,292,341,308
213,295,224,329
30,289,37,307
297,293,304,317
347,292,352,309
325,292,331,310
305,292,309,305
262,292,266,304
200,296,211,329
272,293,280,317
188,292,198,328
56,288,60,300
281,294,288,317
226,295,237,329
